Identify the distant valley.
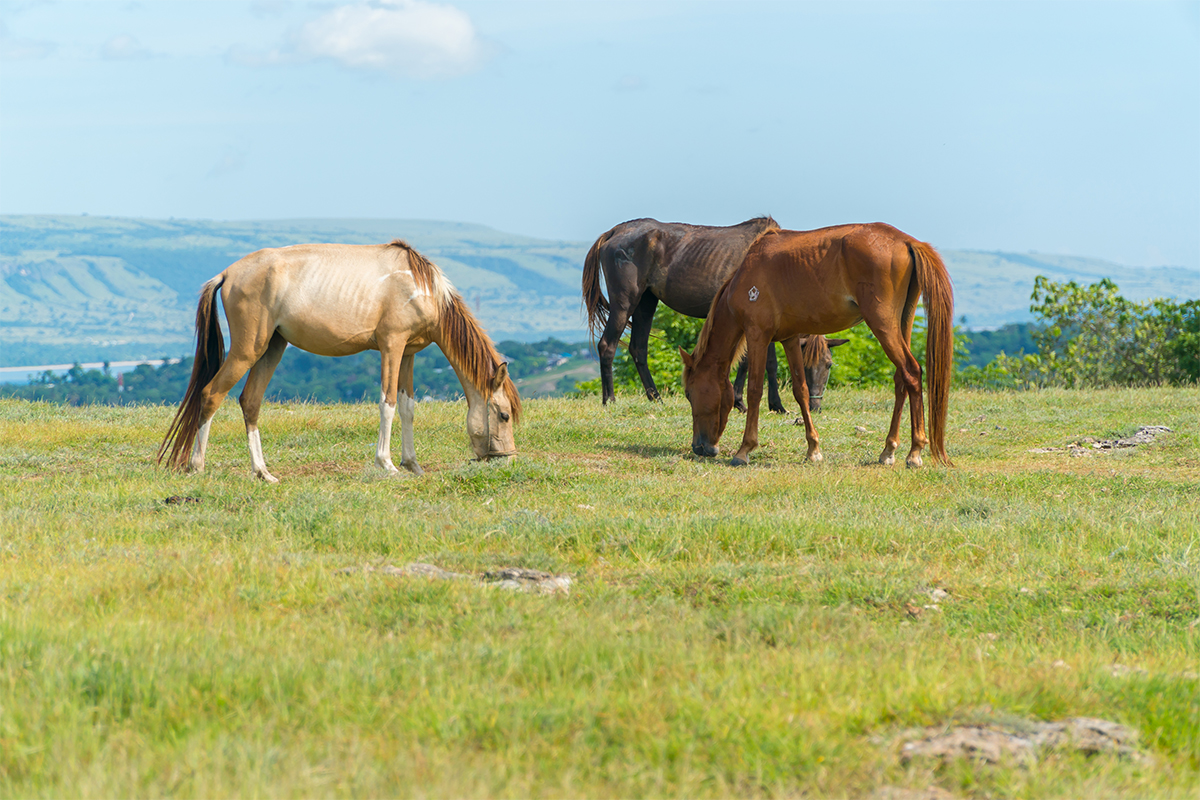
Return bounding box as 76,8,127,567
2,214,1196,367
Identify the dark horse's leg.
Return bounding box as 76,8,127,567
734,347,786,414
595,260,641,405
628,292,661,401
733,356,748,412
765,346,786,414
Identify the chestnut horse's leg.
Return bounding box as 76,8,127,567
628,291,662,401
867,320,928,468
731,329,770,466
780,336,822,462
733,355,749,412
238,331,288,483
397,353,423,475
375,335,410,475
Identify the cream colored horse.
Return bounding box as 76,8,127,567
158,240,521,482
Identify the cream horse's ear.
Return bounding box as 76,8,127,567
678,347,694,369
490,361,509,392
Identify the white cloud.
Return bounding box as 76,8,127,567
101,34,153,60
292,0,489,78
0,21,55,61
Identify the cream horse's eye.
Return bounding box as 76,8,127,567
498,411,510,422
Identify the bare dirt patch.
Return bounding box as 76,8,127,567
899,717,1141,765
338,562,572,595
1029,425,1173,457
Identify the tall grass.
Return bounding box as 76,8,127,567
1,388,1197,797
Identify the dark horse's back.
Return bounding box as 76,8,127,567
583,216,778,332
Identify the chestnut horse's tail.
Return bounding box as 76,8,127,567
157,276,226,470
581,232,611,341
909,240,954,466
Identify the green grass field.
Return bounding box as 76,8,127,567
1,388,1197,798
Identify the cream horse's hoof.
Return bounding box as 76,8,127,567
253,469,280,484
402,460,425,476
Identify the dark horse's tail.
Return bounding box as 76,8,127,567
909,240,954,466
157,276,226,470
581,231,611,341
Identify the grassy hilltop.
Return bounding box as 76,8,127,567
1,388,1197,797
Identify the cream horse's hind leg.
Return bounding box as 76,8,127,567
239,331,288,483
188,349,260,475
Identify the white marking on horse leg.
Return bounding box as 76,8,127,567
398,390,423,475
375,392,400,474
189,418,212,473
247,428,279,483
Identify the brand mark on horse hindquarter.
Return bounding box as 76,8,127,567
748,286,760,302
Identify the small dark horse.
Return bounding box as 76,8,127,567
682,223,954,468
584,216,798,409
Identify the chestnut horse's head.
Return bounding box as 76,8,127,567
680,346,735,457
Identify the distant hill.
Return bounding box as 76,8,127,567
2,215,1196,366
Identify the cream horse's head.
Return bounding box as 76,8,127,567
466,362,517,460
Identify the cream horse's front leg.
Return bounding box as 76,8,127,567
397,353,423,474
375,392,401,475
375,342,423,476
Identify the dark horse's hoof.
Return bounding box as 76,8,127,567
730,457,748,467
734,400,747,413
769,404,788,414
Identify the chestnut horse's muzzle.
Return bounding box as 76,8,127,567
692,441,718,458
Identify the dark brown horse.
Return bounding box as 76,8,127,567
583,217,793,409
681,223,953,468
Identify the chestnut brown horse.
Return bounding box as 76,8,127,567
681,223,953,468
158,240,521,482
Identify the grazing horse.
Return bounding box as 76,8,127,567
582,216,792,409
158,240,521,482
681,223,953,468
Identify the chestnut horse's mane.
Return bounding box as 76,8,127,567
388,240,521,422
692,273,746,369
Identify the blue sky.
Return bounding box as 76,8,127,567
1,0,1197,269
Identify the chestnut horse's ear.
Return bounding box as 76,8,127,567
828,338,851,348
678,347,693,369
490,361,509,392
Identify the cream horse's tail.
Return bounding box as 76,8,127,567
158,276,225,470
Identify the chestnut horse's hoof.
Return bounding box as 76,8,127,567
730,456,748,467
